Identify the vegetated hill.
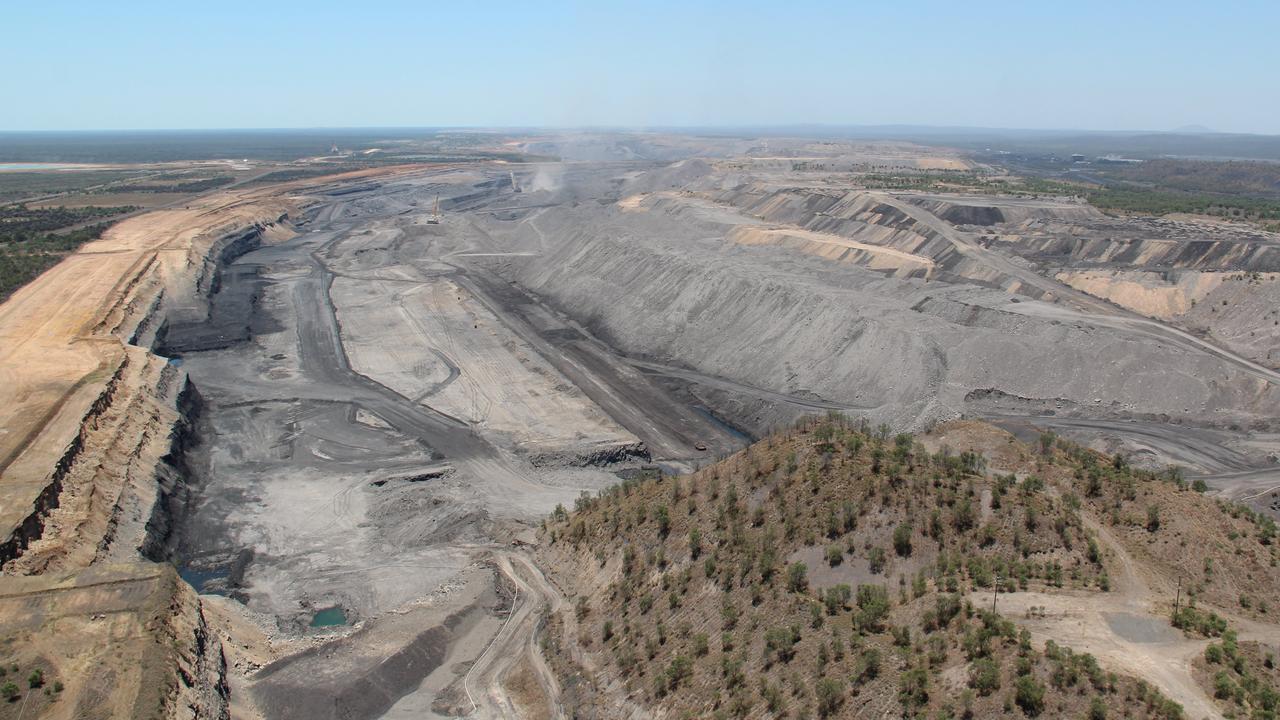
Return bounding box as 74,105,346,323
1192,635,1280,719
1099,159,1280,200
536,416,1280,720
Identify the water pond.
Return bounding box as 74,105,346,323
309,606,348,627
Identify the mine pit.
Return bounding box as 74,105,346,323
4,136,1280,720
157,156,1277,716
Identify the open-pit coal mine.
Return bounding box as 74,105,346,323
3,135,1279,720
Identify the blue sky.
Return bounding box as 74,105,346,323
3,0,1278,133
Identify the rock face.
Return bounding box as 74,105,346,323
0,185,302,720
167,573,234,720
1,214,293,574
1,348,185,573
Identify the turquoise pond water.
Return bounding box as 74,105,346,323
309,606,347,627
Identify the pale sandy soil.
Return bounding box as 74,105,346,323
729,225,936,275
1056,269,1226,320
334,274,636,453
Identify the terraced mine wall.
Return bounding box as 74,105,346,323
0,358,128,565
699,187,1049,296
253,618,459,720
140,378,205,562
156,220,281,355
0,563,232,720
720,186,1280,275
0,202,298,720
1,217,289,573
136,218,297,562
1004,233,1280,271
906,196,1106,225
504,197,1279,434
528,441,651,468
682,184,1280,374
155,571,233,720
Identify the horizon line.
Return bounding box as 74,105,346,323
0,123,1274,138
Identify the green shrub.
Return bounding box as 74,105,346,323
1172,607,1227,636
825,544,843,567
898,667,929,712
1204,643,1223,664
787,562,808,592
824,584,851,616
969,657,1001,696
893,523,913,557
854,585,890,633
868,547,887,574
815,678,844,717
1014,675,1045,716
655,505,670,537
764,625,801,665
1212,670,1234,699
853,647,881,686
664,655,692,691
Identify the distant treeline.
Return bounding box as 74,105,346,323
858,172,1076,196
859,171,1280,221
0,204,136,239
0,169,143,203
105,175,234,193
0,128,464,163
948,131,1280,162
242,167,363,185
1097,159,1280,199
1086,187,1280,219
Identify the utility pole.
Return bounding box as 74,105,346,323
1173,576,1182,624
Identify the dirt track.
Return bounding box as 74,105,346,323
464,552,564,720
986,518,1228,720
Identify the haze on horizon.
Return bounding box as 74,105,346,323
3,0,1280,135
